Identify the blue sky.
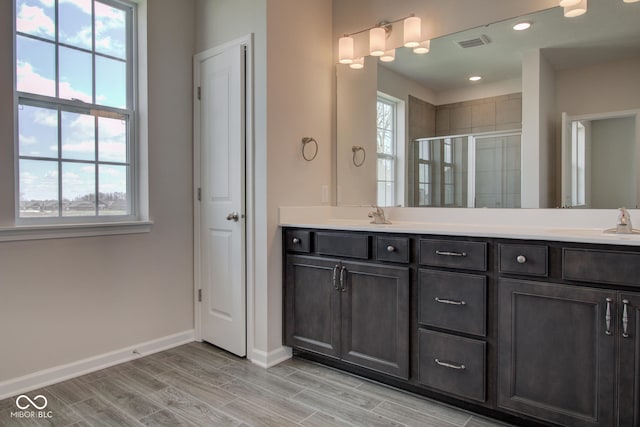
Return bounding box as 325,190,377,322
16,0,129,205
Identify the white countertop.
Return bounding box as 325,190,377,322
279,206,640,246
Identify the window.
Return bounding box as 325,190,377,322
376,96,397,207
442,138,455,206
416,139,433,206
571,120,586,207
15,0,135,222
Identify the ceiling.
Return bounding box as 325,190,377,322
379,2,640,92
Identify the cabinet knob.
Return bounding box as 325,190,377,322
386,245,396,253
292,237,300,244
516,255,527,264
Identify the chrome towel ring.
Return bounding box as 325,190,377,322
352,145,366,167
301,137,318,161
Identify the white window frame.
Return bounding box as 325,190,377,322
2,0,151,241
376,94,399,207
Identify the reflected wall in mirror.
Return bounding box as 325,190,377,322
562,111,640,209
336,1,640,208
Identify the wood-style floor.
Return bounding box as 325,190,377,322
0,342,511,427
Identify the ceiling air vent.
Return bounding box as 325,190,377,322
456,35,490,49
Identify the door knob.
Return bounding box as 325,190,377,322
226,212,240,222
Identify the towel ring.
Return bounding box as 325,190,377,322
352,146,366,167
301,137,318,161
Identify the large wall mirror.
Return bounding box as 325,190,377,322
336,2,640,209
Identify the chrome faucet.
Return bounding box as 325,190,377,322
368,205,391,224
616,207,633,234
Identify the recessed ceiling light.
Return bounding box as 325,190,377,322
513,22,532,31
469,76,482,82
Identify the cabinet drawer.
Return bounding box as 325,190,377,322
315,232,369,259
419,239,487,271
563,248,640,287
418,270,486,336
285,230,311,253
419,329,486,402
499,244,548,277
375,237,410,263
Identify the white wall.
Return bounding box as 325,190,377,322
195,0,333,362
522,49,556,208
556,57,640,117
591,117,636,208
0,0,196,383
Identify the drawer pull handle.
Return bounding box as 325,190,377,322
435,250,467,257
292,237,300,244
516,255,527,264
332,265,340,291
339,266,347,292
435,359,466,370
386,245,396,253
435,297,466,306
605,298,613,336
623,299,630,338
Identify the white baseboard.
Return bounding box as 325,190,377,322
0,330,195,400
249,345,292,368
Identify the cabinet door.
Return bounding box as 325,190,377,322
498,278,616,427
340,261,410,379
284,255,341,358
618,293,640,426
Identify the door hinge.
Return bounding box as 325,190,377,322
198,289,202,302
197,86,201,100
197,187,201,201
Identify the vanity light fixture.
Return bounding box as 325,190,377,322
338,13,430,69
559,0,581,6
380,49,396,62
369,26,387,56
413,39,431,54
563,0,587,17
512,21,532,31
623,0,639,3
338,36,354,64
469,75,482,82
349,57,364,69
403,15,422,47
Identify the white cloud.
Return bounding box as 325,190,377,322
16,61,55,97
17,4,55,38
38,0,54,7
33,108,57,127
19,134,38,145
61,140,95,153
64,26,92,49
100,166,124,177
20,171,38,185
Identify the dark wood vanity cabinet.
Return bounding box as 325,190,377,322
497,244,640,427
283,228,640,426
284,231,410,379
497,278,616,426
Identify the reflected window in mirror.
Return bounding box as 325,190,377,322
376,93,405,206
570,121,587,207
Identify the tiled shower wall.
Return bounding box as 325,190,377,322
435,93,522,136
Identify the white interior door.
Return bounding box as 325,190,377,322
195,42,246,356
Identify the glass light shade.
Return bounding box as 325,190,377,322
403,16,421,47
469,75,482,81
413,39,431,54
564,0,587,17
349,57,364,69
369,27,386,56
338,36,354,64
380,49,395,62
559,0,581,6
